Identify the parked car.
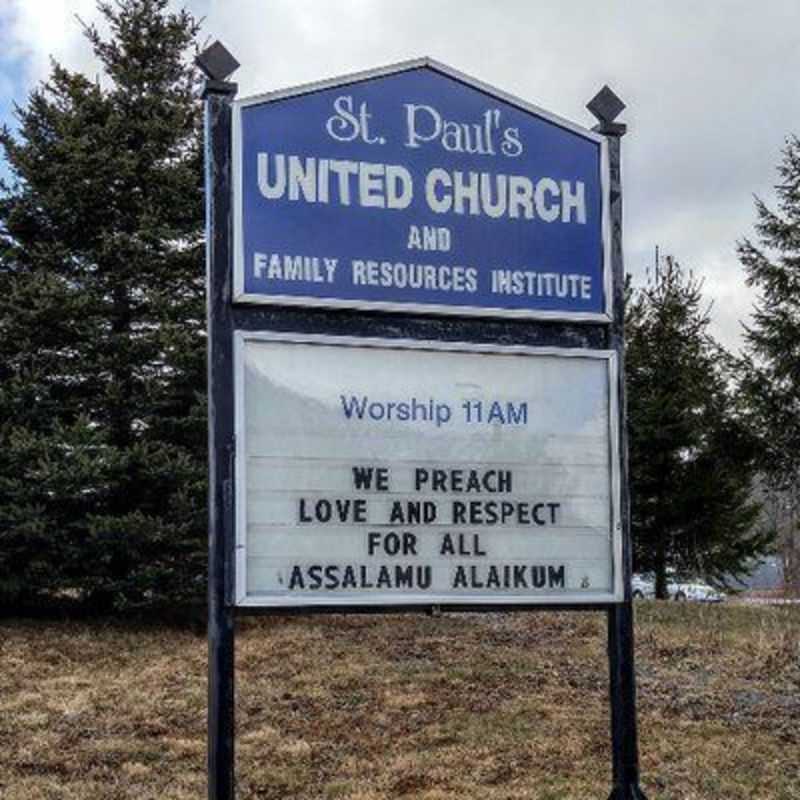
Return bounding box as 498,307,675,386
631,572,724,602
669,577,725,603
631,573,656,599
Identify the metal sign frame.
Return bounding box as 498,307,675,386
230,58,613,323
201,45,648,800
233,330,624,608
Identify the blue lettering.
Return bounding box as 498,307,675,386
339,394,452,426
340,394,368,419
487,401,505,423
506,402,528,425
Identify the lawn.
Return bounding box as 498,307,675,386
1,603,798,799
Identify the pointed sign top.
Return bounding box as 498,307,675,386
587,85,625,125
196,40,240,82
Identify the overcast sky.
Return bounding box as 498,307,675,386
2,0,798,351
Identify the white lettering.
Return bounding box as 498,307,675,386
257,152,285,199
359,162,385,208
287,156,316,202
404,104,441,149
561,181,586,224
254,252,267,278
452,171,480,216
385,165,413,209
426,168,452,213
328,159,358,205
326,96,360,142
254,154,589,225
534,177,560,222
508,176,534,219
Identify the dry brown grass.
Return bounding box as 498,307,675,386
1,603,798,799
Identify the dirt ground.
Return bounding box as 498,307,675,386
1,602,798,799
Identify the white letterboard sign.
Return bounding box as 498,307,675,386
235,332,622,607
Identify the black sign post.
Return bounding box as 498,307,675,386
199,42,647,800
587,90,648,800
199,42,239,800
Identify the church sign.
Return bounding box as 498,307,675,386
201,48,647,800
235,332,622,607
232,61,610,320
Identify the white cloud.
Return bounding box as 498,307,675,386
197,0,799,350
4,0,106,87
5,0,799,350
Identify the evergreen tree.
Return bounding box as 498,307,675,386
627,256,768,597
0,0,206,611
738,136,800,589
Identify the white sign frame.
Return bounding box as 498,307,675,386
234,330,623,607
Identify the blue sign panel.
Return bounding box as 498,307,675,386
233,60,610,320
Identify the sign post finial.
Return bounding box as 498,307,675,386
196,41,240,96
587,85,627,137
